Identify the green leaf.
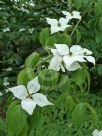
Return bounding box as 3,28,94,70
25,52,40,69
99,16,102,31
71,68,90,92
17,68,34,86
38,69,59,91
76,29,81,44
19,126,29,136
85,69,90,93
6,102,28,136
39,27,50,47
65,95,74,112
72,103,86,128
56,33,71,45
75,0,82,10
46,36,57,48
95,32,102,44
95,2,102,16
58,74,70,92
71,68,86,88
0,118,5,131
28,108,45,130
85,102,98,124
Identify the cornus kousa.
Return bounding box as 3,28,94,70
46,17,71,34
49,44,95,72
9,76,53,115
62,11,81,21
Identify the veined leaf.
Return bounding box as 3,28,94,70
56,33,71,45
38,69,59,91
72,102,86,128
39,27,50,47
85,102,98,124
6,102,27,136
76,29,81,44
46,36,57,48
25,52,40,69
17,68,34,86
65,95,74,112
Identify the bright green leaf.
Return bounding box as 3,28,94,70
39,27,50,47
76,29,81,44
25,52,40,69
72,103,86,128
6,102,27,136
38,69,59,91
17,68,34,86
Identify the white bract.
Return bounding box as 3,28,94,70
20,7,30,14
49,44,95,72
0,92,3,97
3,27,10,32
28,28,34,34
46,17,71,34
19,28,26,32
48,49,65,72
62,11,81,20
3,77,10,87
92,129,102,136
9,76,53,115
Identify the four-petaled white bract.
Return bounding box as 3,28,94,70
62,11,81,20
92,129,102,136
9,76,53,115
49,44,95,72
46,17,71,34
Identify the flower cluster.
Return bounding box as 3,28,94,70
49,44,95,72
46,11,81,34
46,10,95,72
9,10,95,116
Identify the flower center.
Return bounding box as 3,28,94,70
84,52,87,55
27,93,33,99
58,22,61,27
71,13,73,16
69,52,73,56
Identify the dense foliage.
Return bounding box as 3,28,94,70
0,0,102,136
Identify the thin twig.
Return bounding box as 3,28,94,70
70,19,81,36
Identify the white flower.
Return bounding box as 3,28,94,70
3,27,10,32
49,44,95,72
20,7,30,14
9,76,53,115
5,67,13,71
62,11,81,20
29,2,35,7
3,67,13,71
92,129,102,136
3,77,10,87
28,28,34,34
46,17,71,34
